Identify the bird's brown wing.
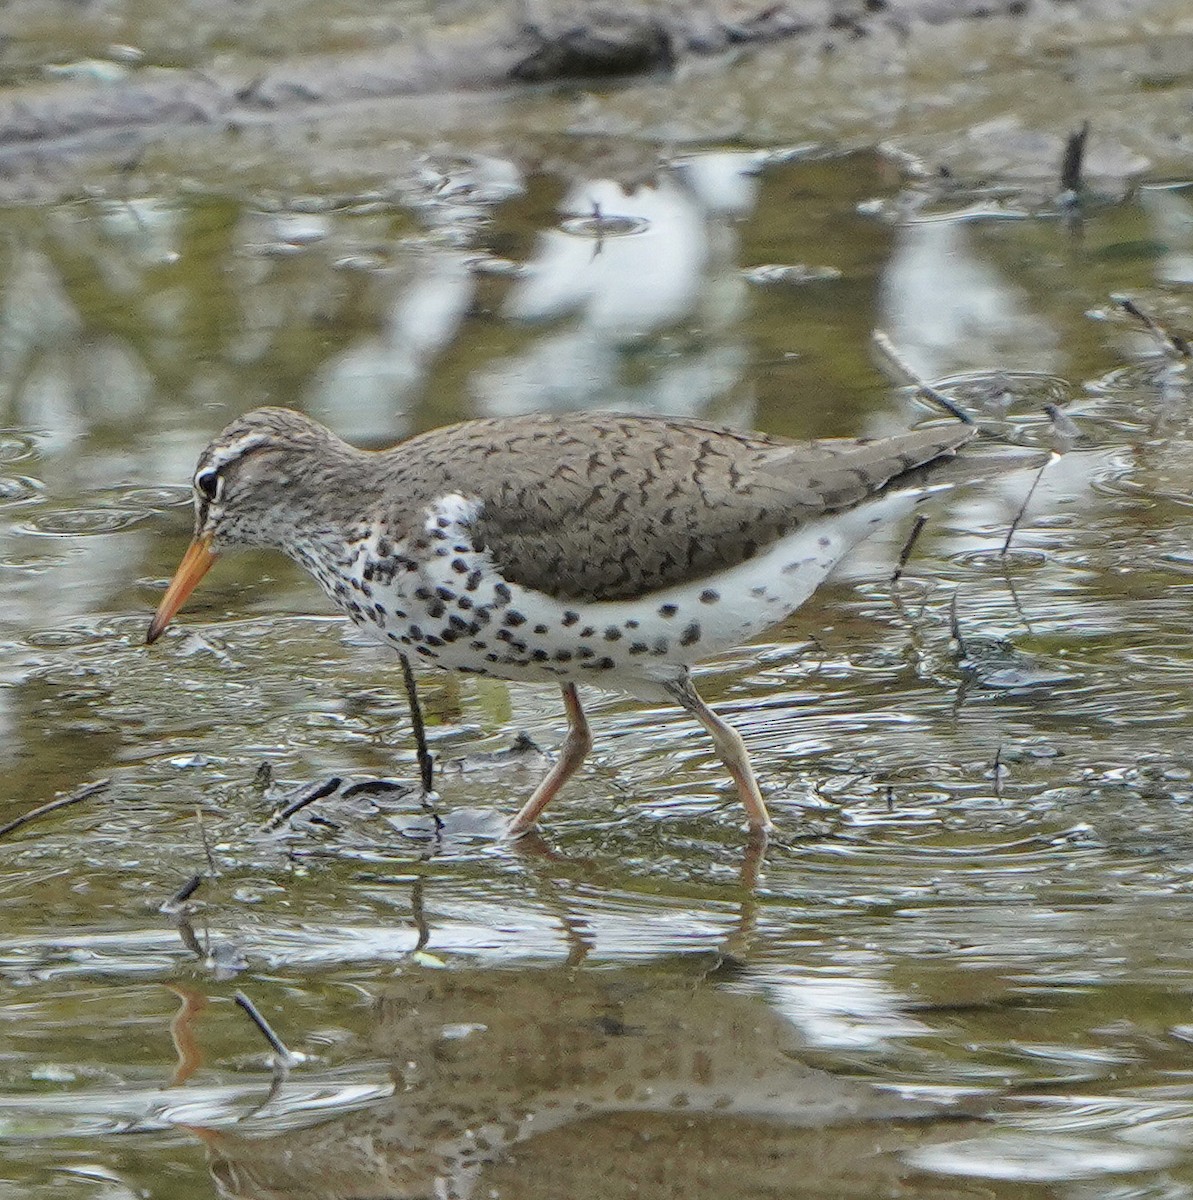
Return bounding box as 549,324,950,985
402,413,973,603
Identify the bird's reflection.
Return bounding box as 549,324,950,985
187,844,975,1200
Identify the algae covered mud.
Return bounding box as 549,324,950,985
4,1,1193,1196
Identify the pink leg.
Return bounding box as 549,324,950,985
508,683,593,836
663,673,773,833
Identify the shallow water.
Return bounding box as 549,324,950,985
6,8,1193,1198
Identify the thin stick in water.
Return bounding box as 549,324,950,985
262,777,342,831
411,876,431,953
1113,294,1192,360
195,806,218,876
949,591,968,660
872,330,976,426
233,991,299,1068
1001,451,1059,557
892,514,929,583
166,873,204,910
1059,121,1089,194
0,778,112,840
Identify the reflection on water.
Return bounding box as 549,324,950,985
199,959,964,1200
2,132,1193,1199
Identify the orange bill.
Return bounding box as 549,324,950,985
146,532,218,644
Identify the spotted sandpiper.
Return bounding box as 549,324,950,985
146,408,973,835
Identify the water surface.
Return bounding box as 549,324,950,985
4,10,1193,1197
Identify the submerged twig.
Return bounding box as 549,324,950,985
1059,121,1089,195
949,591,967,660
1113,294,1192,360
233,991,300,1070
411,876,431,953
262,777,342,831
872,330,976,425
0,778,112,840
892,514,929,583
195,805,218,876
165,873,204,910
1001,451,1059,557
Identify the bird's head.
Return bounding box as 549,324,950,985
146,407,350,644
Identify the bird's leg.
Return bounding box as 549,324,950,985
663,672,773,834
508,683,592,837
398,654,442,830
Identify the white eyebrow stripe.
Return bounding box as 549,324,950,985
200,432,273,474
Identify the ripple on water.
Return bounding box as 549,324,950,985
19,507,149,536
113,485,191,509
559,213,650,238
0,475,43,504
951,547,1049,571
0,431,39,463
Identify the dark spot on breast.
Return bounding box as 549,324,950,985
604,627,622,642
457,596,473,610
466,570,483,591
448,615,470,631
504,611,526,627
531,649,549,662
652,637,668,655
700,589,720,604
595,656,614,669
408,625,423,640
629,642,647,655
427,601,446,619
494,582,511,602
436,516,451,529
376,537,391,557
680,622,701,646
555,650,572,662
577,647,595,659
562,611,579,626
580,626,595,638
452,559,469,575
414,586,431,601
819,536,831,548
658,603,677,618
534,623,549,635
625,619,639,629
436,586,455,601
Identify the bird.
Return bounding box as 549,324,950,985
146,407,974,836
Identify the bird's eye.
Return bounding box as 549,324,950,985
195,470,221,501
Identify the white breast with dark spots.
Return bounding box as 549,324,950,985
337,489,924,696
